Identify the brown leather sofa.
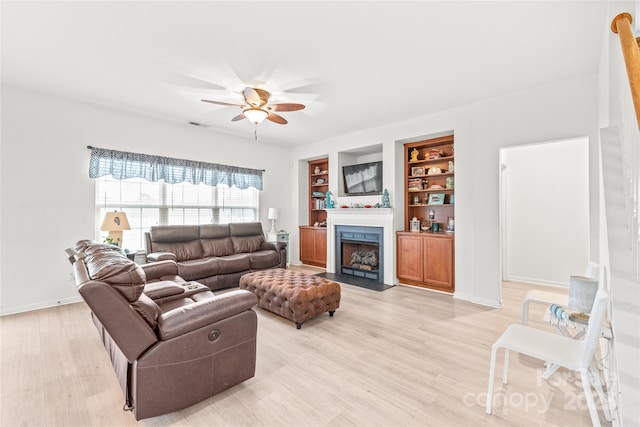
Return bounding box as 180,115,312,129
66,240,258,420
144,222,286,290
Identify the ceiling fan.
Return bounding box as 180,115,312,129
201,87,305,127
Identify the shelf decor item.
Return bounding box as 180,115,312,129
382,188,390,208
427,167,442,175
411,166,425,176
325,190,334,209
410,217,420,232
427,148,443,159
408,178,422,191
428,193,445,205
446,177,454,189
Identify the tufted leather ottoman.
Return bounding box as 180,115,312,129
239,268,341,329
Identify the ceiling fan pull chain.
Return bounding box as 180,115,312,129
254,124,258,140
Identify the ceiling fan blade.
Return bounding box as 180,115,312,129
270,103,306,112
231,113,246,122
267,112,287,125
243,87,270,107
201,99,243,107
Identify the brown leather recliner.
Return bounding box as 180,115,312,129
66,240,258,420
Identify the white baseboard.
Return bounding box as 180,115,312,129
0,295,83,316
507,275,568,288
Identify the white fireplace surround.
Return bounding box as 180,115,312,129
326,208,394,285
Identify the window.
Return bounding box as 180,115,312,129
96,176,259,250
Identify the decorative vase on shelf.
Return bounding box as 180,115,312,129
314,166,320,174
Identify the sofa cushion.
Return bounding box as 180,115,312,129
229,222,264,236
232,235,264,254
248,250,281,269
177,258,219,281
150,225,200,243
201,237,234,257
199,224,230,239
84,251,146,302
151,240,203,261
217,254,250,274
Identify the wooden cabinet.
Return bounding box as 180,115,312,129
299,226,327,267
396,232,454,292
397,134,455,293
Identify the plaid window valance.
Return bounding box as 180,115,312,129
88,146,263,190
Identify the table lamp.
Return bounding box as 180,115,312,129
100,211,131,247
568,275,598,324
268,208,278,234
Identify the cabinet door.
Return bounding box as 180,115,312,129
314,228,327,265
300,228,315,264
423,237,453,290
396,234,423,282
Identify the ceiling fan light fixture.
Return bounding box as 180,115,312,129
243,108,268,124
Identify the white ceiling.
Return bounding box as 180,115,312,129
1,1,609,147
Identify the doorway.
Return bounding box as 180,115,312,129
499,137,590,288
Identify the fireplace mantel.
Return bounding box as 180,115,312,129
326,208,395,285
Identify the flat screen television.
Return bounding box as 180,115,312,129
342,161,383,195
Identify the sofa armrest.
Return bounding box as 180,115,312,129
260,241,286,251
140,259,178,280
146,252,177,263
157,290,258,340
143,280,185,299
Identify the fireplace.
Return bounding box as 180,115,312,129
325,208,394,287
336,225,383,282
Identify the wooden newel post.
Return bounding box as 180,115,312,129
611,13,640,127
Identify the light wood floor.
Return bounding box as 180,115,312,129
1,266,609,426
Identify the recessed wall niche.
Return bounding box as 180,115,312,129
337,144,383,198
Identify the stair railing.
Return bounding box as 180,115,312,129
611,13,640,128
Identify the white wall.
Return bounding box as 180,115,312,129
0,86,292,315
1,72,601,313
291,73,599,307
502,138,590,286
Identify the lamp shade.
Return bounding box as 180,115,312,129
244,108,268,124
100,211,131,231
568,276,598,314
268,208,279,220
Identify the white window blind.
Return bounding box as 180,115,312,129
95,176,259,250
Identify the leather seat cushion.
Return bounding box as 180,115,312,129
217,254,250,274
177,258,219,281
248,250,281,269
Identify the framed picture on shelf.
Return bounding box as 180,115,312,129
411,166,425,176
428,193,445,205
407,178,422,191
